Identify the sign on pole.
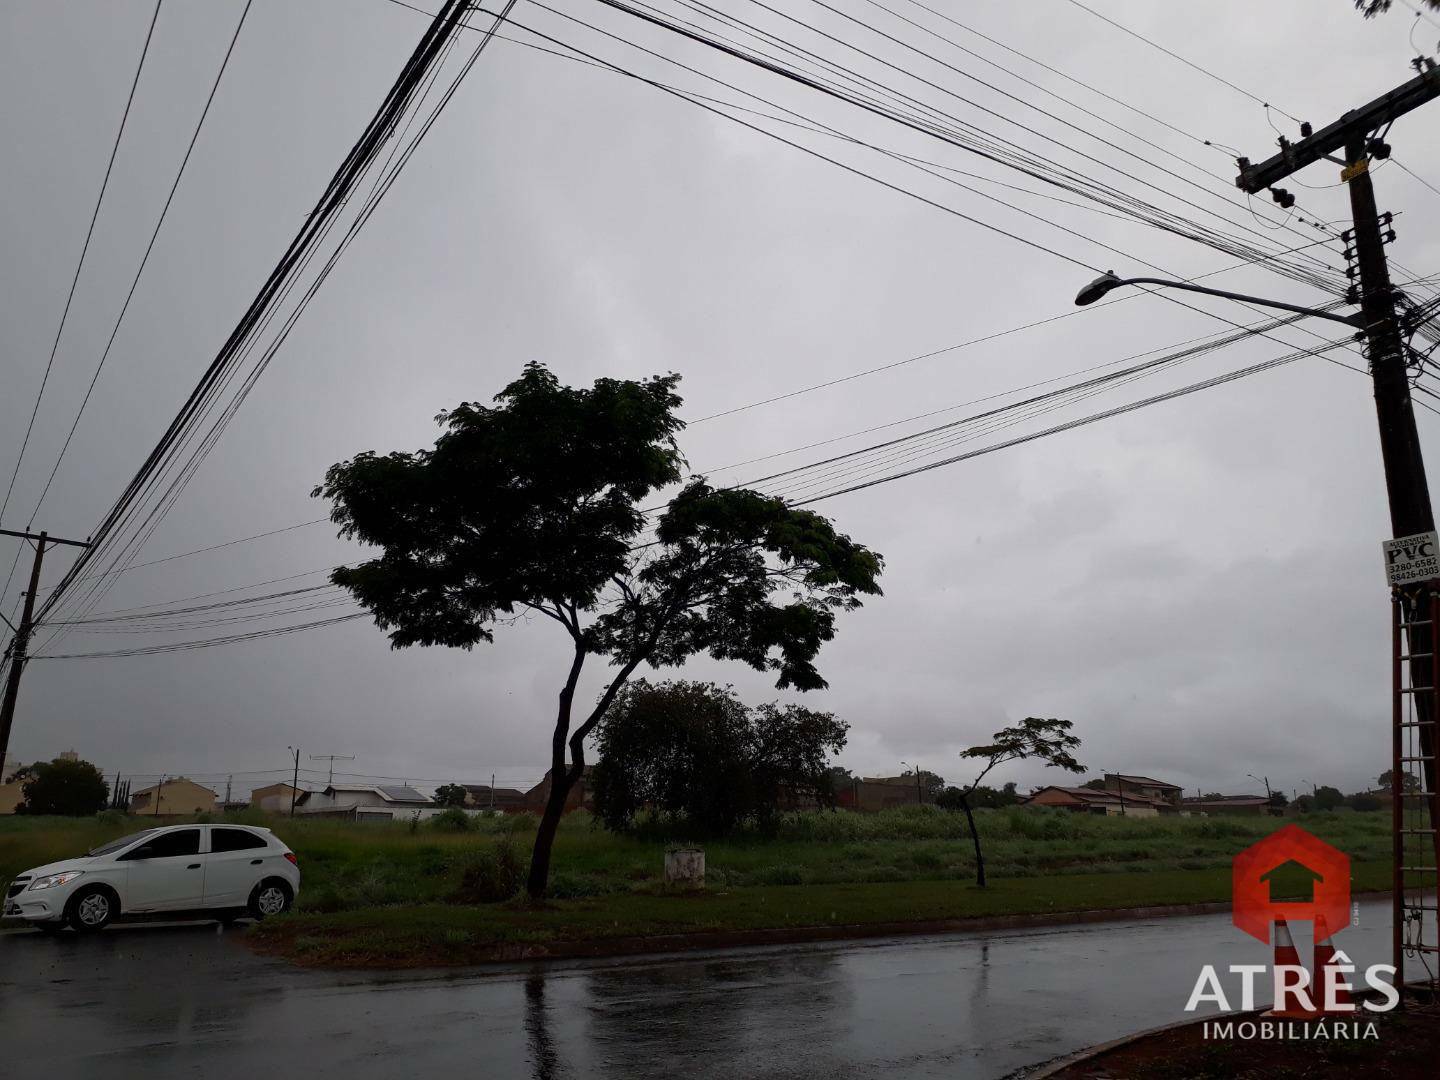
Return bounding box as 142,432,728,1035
1383,530,1440,586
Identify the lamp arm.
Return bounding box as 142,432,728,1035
1119,277,1364,329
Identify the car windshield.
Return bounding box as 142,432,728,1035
85,829,158,857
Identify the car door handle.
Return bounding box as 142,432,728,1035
187,863,201,870
250,859,263,865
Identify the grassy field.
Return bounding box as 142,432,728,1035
0,807,1395,966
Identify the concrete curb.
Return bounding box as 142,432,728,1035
253,888,1393,969
1010,1009,1260,1079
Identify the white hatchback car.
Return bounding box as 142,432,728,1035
4,823,300,932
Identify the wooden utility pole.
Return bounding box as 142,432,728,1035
1238,60,1440,996
0,528,90,775
288,747,300,816
1237,64,1440,799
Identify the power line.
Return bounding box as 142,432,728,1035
32,611,367,660
1395,158,1440,199
30,0,489,642
0,0,163,527
794,339,1348,506
1060,0,1302,123
39,518,329,593
576,0,1342,291
26,0,254,525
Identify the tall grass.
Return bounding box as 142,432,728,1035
0,806,1390,912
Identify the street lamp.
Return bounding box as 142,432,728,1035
1073,271,1365,329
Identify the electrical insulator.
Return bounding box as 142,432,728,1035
1300,122,1313,138
1270,187,1296,209
1369,137,1392,159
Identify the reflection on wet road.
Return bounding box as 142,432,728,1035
0,898,1394,1079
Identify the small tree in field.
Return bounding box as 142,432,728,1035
434,784,468,808
315,363,882,897
955,717,1084,887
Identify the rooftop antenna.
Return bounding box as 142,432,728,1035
310,753,355,787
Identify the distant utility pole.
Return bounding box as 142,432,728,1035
310,753,354,786
287,747,300,816
1248,773,1273,802
0,528,90,778
1236,61,1440,801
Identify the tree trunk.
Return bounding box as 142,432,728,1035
527,645,585,898
961,794,986,888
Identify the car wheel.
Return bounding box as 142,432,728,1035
248,880,292,920
67,885,117,932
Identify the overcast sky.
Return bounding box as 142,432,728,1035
3,0,1438,802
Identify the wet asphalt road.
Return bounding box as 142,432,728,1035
0,897,1394,1080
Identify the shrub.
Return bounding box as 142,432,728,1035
752,863,805,886
547,872,613,899
95,809,128,827
450,839,524,904
428,808,474,833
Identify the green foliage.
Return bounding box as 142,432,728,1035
1378,769,1421,793
937,782,1020,811
0,809,1395,925
16,757,109,816
433,784,468,808
1314,785,1346,811
959,717,1085,777
956,717,1085,887
1350,793,1383,812
314,364,882,896
428,807,474,832
1355,0,1440,16
1268,790,1289,809
451,838,525,904
591,679,848,835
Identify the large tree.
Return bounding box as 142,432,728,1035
315,363,882,896
591,679,848,834
954,718,1084,887
16,757,109,816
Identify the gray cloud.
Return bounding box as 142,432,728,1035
0,0,1432,803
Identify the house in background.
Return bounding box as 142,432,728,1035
522,766,595,813
460,784,525,811
249,782,309,813
836,776,925,812
1023,785,1170,817
297,783,434,821
0,777,23,814
129,778,218,815
1181,794,1272,816
1103,773,1184,807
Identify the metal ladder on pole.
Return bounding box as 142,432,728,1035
1392,588,1440,995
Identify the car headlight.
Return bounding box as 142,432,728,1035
30,871,84,891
